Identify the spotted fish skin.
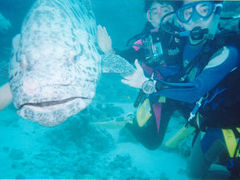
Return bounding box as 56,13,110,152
9,0,101,126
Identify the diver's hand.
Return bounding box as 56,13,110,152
121,59,148,89
97,25,114,55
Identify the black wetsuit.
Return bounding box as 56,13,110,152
116,22,186,150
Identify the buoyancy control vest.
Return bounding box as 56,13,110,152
200,67,240,128
174,29,240,130
194,29,240,129
127,23,184,67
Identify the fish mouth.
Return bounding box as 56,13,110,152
18,96,91,109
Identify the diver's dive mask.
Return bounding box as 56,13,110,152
147,5,173,23
160,1,223,41
176,1,214,23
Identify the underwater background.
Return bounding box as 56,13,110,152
0,0,239,179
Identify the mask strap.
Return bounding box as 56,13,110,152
147,10,153,23
208,3,223,40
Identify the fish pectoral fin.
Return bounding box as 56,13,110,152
101,54,135,76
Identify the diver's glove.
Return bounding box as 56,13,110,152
122,59,159,107
97,25,114,55
121,59,149,89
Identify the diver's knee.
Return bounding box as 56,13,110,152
187,135,210,179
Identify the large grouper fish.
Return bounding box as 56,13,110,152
9,0,134,126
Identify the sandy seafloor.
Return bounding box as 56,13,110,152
0,106,189,179
0,0,240,179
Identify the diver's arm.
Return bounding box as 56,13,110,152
0,83,13,110
97,25,142,64
155,46,240,103
116,48,142,64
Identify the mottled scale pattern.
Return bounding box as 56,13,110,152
101,54,135,76
9,0,101,126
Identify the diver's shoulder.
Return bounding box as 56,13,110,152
205,46,239,69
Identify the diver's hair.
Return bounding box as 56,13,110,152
144,0,183,12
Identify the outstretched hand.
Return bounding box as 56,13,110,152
97,25,114,54
121,59,148,89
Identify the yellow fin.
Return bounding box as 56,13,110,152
137,98,152,127
165,126,195,149
222,129,239,158
158,96,166,103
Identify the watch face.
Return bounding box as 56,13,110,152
142,80,155,94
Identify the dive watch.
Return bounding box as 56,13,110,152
142,79,156,94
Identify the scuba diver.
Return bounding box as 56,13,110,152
121,0,240,179
98,0,185,150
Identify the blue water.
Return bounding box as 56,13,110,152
0,0,239,179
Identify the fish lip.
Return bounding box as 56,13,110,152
18,96,91,109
